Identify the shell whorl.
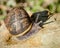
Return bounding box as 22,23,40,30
4,7,32,36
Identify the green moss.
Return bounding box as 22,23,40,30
0,16,6,21
0,8,3,15
56,4,60,13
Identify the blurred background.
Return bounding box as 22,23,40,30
0,0,60,20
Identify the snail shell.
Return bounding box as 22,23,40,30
4,7,32,36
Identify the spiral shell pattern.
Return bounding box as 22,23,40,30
4,7,32,35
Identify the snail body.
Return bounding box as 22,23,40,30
4,7,50,40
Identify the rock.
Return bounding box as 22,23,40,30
0,13,60,48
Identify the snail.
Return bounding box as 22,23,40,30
4,7,51,40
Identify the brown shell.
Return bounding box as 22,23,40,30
4,7,32,35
